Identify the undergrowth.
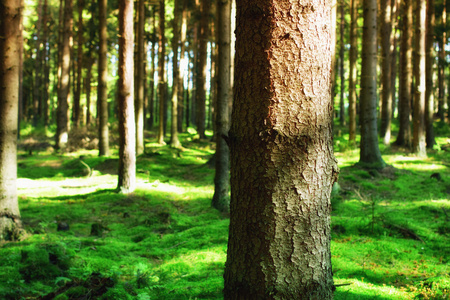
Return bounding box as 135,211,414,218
1,125,449,299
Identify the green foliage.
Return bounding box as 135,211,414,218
3,127,450,299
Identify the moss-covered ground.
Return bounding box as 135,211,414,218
1,124,449,299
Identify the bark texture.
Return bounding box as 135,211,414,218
135,0,145,155
224,1,338,299
170,0,181,148
359,0,385,168
157,0,166,145
117,0,136,193
425,0,435,149
0,0,22,240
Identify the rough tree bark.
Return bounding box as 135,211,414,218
0,0,23,240
224,0,339,298
117,0,136,193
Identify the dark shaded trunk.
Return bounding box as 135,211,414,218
135,0,145,155
348,0,358,146
98,0,109,156
425,0,436,149
157,0,166,145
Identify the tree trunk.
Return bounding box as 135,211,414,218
0,0,22,240
425,0,436,149
195,0,209,139
224,0,339,298
157,0,166,145
33,0,43,126
73,0,84,128
380,0,393,145
117,0,136,193
148,7,156,129
211,0,231,213
339,0,345,126
412,0,427,156
348,0,358,146
135,0,145,155
359,0,385,168
170,0,181,148
56,0,73,151
177,0,188,133
98,0,109,156
437,1,446,123
395,0,412,147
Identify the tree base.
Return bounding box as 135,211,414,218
0,217,27,241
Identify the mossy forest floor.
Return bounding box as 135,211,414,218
1,124,449,299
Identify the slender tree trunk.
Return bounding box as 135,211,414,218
148,7,156,129
412,0,427,156
0,0,23,240
177,0,187,133
395,0,412,147
117,0,136,194
73,0,84,128
348,0,358,146
135,0,145,155
359,0,385,168
33,0,43,126
339,0,345,126
170,0,181,148
437,1,446,123
56,0,73,151
211,0,231,213
224,0,339,298
157,0,166,145
380,0,393,145
42,0,50,126
196,0,209,139
425,0,436,149
98,0,109,156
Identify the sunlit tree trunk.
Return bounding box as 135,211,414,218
412,0,427,156
425,0,436,149
170,0,181,148
135,0,145,155
224,0,339,298
359,0,385,168
211,0,231,213
98,0,109,156
56,0,73,151
195,0,209,139
0,0,22,240
380,0,393,145
147,7,156,129
177,0,187,133
157,0,166,145
117,0,136,193
395,0,412,147
348,0,358,146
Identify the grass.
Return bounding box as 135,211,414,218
1,124,449,299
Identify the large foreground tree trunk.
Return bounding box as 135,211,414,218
224,0,339,298
0,0,22,240
117,0,136,193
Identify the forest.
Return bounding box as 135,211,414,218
0,0,449,299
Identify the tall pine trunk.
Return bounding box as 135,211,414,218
117,0,136,193
98,0,109,156
425,0,436,149
412,0,427,156
395,0,412,147
359,0,385,168
348,0,358,146
56,0,73,151
170,0,181,148
157,0,166,145
0,0,22,240
224,0,338,298
135,0,145,155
